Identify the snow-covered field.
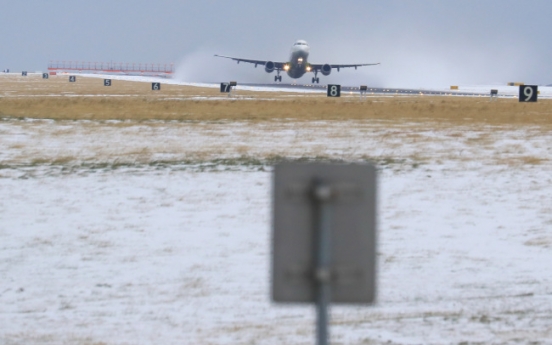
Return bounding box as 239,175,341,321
2,116,552,344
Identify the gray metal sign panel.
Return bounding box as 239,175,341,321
272,163,377,304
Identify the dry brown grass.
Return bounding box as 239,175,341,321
2,74,552,126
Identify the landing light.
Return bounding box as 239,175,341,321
306,66,312,71
283,65,290,71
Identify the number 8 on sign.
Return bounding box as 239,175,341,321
519,85,537,102
327,84,341,97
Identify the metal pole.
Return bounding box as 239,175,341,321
313,182,333,345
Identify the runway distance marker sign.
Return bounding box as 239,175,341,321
69,76,76,82
221,81,237,95
42,73,49,79
519,85,537,102
327,84,341,97
151,82,161,91
220,82,231,93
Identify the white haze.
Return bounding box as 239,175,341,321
175,35,538,89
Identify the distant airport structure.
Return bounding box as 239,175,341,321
47,61,174,77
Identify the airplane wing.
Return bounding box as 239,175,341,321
310,62,380,72
214,54,286,69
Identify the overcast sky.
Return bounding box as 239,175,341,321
1,1,551,87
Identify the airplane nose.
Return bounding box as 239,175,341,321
292,45,310,53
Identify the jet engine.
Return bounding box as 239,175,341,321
321,64,332,76
264,61,275,73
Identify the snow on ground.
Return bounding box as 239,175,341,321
2,118,551,169
432,85,552,99
1,118,552,344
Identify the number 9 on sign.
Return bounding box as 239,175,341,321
327,84,341,97
519,85,537,102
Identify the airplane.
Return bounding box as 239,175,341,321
214,39,380,84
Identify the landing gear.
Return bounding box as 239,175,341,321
274,70,282,82
312,70,320,84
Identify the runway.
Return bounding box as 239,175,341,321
239,82,491,97
46,73,529,98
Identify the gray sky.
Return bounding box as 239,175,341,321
1,1,551,87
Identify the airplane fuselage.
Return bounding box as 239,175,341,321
286,40,310,79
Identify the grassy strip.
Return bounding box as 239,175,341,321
0,155,413,171
1,96,552,125
2,75,552,124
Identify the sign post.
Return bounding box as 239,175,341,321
221,81,238,97
229,81,237,97
490,89,498,101
273,163,377,345
359,85,368,100
313,181,333,345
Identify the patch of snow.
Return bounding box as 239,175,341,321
1,119,552,344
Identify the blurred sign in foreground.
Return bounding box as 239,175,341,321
272,163,377,345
